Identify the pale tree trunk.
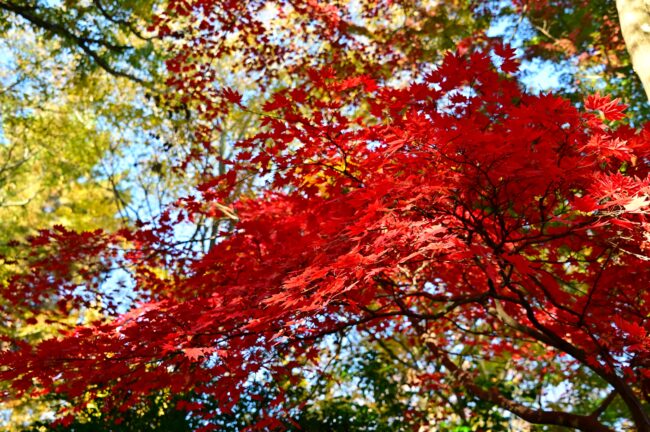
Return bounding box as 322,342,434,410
617,0,650,102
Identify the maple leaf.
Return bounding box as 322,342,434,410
572,194,599,212
614,316,647,341
221,87,243,106
493,43,520,74
182,347,211,361
584,93,627,121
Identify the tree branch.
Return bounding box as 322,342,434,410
0,1,148,84
590,390,618,420
414,320,616,432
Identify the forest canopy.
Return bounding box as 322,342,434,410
1,1,650,431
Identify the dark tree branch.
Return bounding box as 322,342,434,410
590,390,618,420
0,1,148,84
92,0,156,42
410,317,617,432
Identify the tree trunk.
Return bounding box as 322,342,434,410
617,0,650,102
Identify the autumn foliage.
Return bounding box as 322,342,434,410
1,1,650,431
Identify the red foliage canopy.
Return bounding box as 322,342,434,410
2,1,650,431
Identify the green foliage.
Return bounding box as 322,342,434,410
22,395,192,432
0,3,167,430
0,0,158,83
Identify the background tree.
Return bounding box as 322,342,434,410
0,1,195,429
616,0,650,101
